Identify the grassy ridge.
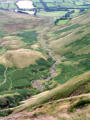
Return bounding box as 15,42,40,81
10,71,90,114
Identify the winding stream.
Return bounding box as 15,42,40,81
34,26,59,91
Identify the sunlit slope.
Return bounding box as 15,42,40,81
48,11,90,55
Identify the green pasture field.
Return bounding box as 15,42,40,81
37,11,67,17
0,3,17,9
56,19,69,25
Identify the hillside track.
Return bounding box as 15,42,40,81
0,67,7,87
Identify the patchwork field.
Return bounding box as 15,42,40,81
33,0,90,9
0,0,90,10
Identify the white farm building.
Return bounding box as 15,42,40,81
16,0,35,15
16,0,34,9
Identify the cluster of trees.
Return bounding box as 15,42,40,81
55,10,74,25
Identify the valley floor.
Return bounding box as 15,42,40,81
0,10,90,119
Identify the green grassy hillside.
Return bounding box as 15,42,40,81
0,10,90,119
0,10,55,114
45,10,90,84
